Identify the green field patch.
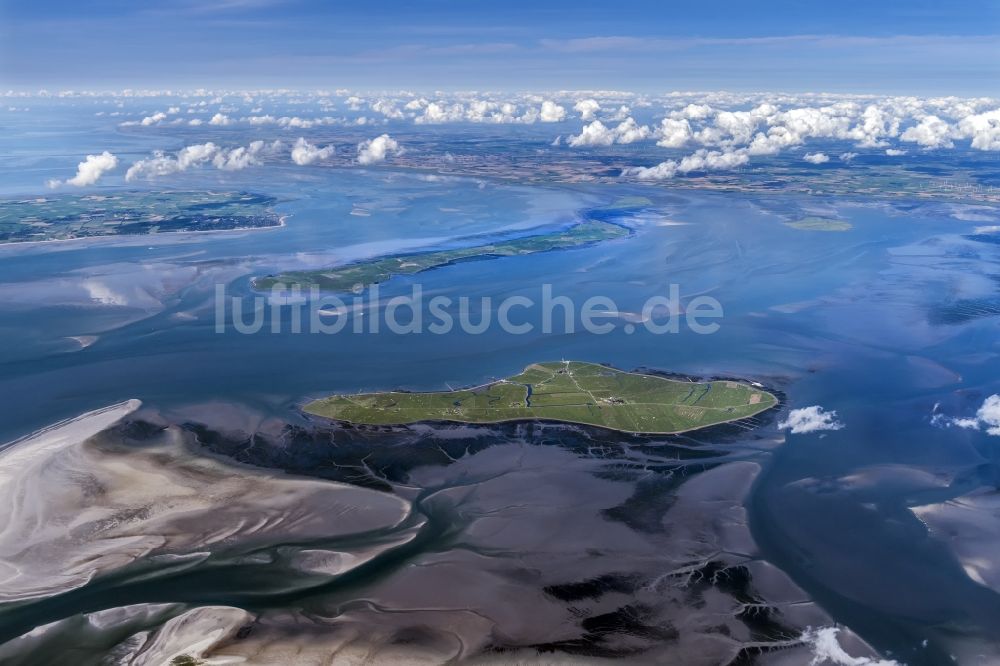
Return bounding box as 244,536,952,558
305,361,778,434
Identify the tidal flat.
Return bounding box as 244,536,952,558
0,400,882,665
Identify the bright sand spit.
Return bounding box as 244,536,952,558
0,400,414,604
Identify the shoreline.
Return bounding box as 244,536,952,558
302,360,780,435
306,409,779,437
0,399,141,454
250,217,632,292
0,215,287,250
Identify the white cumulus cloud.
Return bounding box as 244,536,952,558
125,141,281,181
672,103,713,120
803,152,830,164
568,118,651,147
290,137,334,165
414,102,464,124
778,406,845,434
371,98,404,120
656,118,694,148
568,120,615,147
573,98,600,121
979,396,1000,434
539,100,567,122
957,109,1000,151
141,112,167,126
678,148,749,171
934,395,1000,435
622,148,749,180
900,115,954,148
357,134,402,165
614,117,651,144
48,151,119,188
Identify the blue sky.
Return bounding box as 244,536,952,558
1,0,997,93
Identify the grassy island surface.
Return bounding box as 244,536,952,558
253,220,629,292
305,361,777,434
783,217,853,231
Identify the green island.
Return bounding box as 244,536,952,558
305,361,777,434
0,191,281,243
783,217,853,231
253,220,630,292
601,195,653,210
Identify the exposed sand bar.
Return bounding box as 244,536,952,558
0,400,142,600
0,401,415,605
0,399,142,461
913,488,1000,593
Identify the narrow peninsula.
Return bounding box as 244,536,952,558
305,361,777,434
253,220,629,292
